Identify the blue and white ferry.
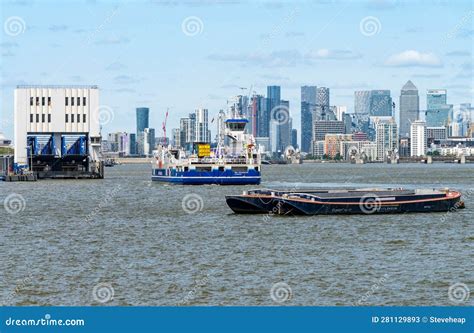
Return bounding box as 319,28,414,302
151,118,261,185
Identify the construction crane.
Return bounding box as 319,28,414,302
162,108,169,146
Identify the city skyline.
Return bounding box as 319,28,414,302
1,0,473,141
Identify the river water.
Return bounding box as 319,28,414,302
1,163,473,306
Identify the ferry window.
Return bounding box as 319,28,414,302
48,114,51,123
30,114,33,122
36,114,39,122
71,114,75,123
72,97,75,106
184,167,189,171
83,97,86,106
42,97,45,106
77,97,80,106
65,97,68,106
254,167,259,171
219,166,224,172
30,97,33,106
65,114,68,122
42,114,45,122
36,97,39,106
48,97,51,106
83,114,86,122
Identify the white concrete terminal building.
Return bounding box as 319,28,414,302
14,85,103,178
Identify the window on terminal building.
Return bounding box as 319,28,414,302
42,97,45,106
42,114,45,122
36,114,39,122
83,114,86,123
48,114,51,123
77,97,80,106
72,97,75,106
83,97,86,106
65,114,68,122
36,97,39,106
30,114,33,122
30,97,33,106
48,97,51,106
71,114,74,123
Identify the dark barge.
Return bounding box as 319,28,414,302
225,188,464,215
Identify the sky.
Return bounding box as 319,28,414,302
1,0,473,142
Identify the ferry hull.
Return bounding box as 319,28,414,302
152,175,260,185
152,168,261,185
226,190,464,215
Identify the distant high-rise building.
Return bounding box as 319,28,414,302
136,107,150,136
355,90,392,131
425,104,452,127
370,90,392,117
315,87,330,120
301,86,317,153
312,120,345,141
375,118,398,161
270,100,291,153
427,89,447,110
215,109,226,146
335,105,347,121
129,133,137,155
256,97,269,138
249,94,265,137
410,120,426,157
399,80,420,138
195,108,210,143
141,127,155,156
291,128,298,149
267,85,281,118
171,128,180,148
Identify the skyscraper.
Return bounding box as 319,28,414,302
267,85,281,119
316,87,330,120
195,108,210,143
425,104,452,127
370,90,392,117
399,80,419,138
410,120,426,156
427,89,447,110
136,107,149,136
375,118,398,161
256,97,269,138
249,94,265,137
291,128,298,149
301,86,317,153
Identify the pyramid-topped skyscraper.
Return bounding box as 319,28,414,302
399,80,420,138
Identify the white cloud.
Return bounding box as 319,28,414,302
384,50,442,67
305,49,362,60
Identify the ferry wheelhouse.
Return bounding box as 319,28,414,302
151,118,261,185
